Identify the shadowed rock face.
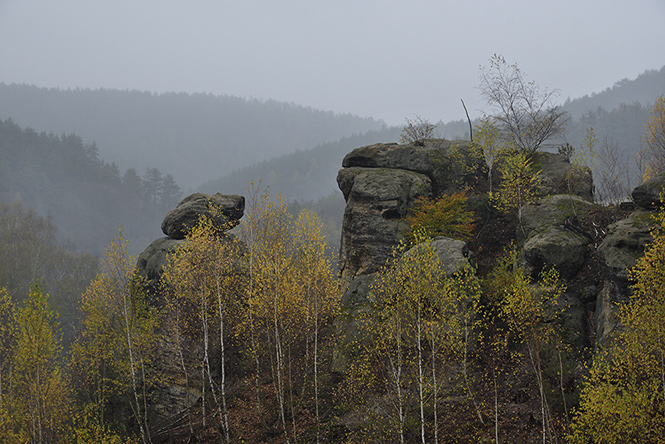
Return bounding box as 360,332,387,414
632,172,665,210
337,167,431,284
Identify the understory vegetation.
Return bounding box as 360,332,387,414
1,182,665,443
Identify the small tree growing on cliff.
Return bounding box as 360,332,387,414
479,55,568,156
400,116,436,146
491,151,541,224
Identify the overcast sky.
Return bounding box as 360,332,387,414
0,0,663,125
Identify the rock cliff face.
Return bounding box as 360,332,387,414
337,140,484,285
336,139,660,352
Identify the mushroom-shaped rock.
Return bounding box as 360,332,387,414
161,193,244,240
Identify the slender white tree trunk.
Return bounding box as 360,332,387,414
216,278,231,443
417,302,426,444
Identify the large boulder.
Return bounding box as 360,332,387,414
338,167,431,284
532,152,594,201
342,139,484,196
597,210,654,280
520,194,598,240
519,195,597,279
632,172,665,209
522,228,590,280
161,193,244,240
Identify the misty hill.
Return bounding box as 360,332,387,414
0,84,385,189
205,68,662,206
200,119,472,202
563,65,664,117
0,119,181,254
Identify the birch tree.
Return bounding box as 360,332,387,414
570,208,665,443
71,231,158,443
161,215,245,443
348,234,478,443
11,283,69,443
239,188,338,443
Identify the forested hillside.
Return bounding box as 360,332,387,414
205,69,662,206
0,84,385,188
0,119,181,254
563,65,665,117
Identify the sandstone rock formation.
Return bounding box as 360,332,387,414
135,192,245,422
137,192,244,300
594,209,655,345
631,171,665,209
337,139,483,285
161,192,244,239
519,195,598,279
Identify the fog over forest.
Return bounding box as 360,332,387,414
1,2,665,442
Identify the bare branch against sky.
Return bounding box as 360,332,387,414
0,0,663,125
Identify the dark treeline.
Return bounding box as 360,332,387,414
0,119,182,254
0,84,385,189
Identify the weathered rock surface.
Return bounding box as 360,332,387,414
520,195,598,279
161,193,244,240
418,236,471,275
337,167,431,284
533,152,594,201
136,192,245,300
337,140,486,285
631,171,665,209
597,211,654,280
522,229,590,280
342,139,484,197
593,210,655,346
136,237,185,298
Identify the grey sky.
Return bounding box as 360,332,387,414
0,0,663,125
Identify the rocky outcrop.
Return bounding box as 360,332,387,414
533,152,594,201
337,167,431,284
136,237,185,300
337,139,482,285
594,210,655,345
520,195,598,279
598,211,654,280
161,193,244,239
136,192,245,300
135,192,245,423
631,171,665,209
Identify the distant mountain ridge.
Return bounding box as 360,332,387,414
563,65,665,117
0,84,385,189
207,66,663,204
